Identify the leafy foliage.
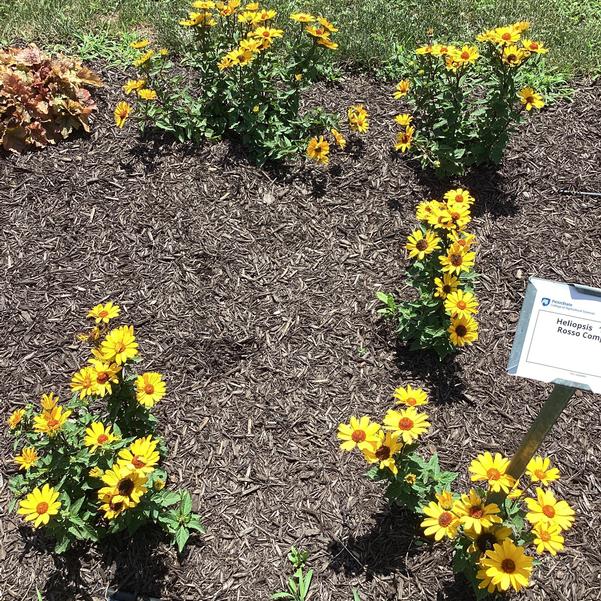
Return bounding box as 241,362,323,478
272,547,314,601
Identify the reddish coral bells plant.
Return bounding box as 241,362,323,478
0,44,102,152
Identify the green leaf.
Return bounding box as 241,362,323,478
174,526,190,552
180,490,193,515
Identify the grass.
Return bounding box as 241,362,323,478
0,0,599,76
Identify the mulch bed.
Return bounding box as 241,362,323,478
1,65,600,601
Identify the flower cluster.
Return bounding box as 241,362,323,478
378,188,479,358
421,452,575,596
338,385,456,512
7,303,203,553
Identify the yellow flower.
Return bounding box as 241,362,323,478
444,289,479,319
394,113,412,126
501,45,529,67
88,359,120,397
448,315,479,346
317,37,338,50
71,366,97,399
118,435,160,475
130,39,151,49
466,525,512,555
420,501,460,541
253,8,276,21
89,466,103,478
525,487,575,531
361,431,403,475
15,447,39,471
7,408,25,429
434,273,459,300
404,473,416,484
192,0,216,7
435,490,454,510
240,38,263,53
18,484,61,528
84,422,116,452
159,48,169,56
331,128,346,150
154,478,166,491
518,87,544,110
138,88,158,101
432,44,455,56
512,21,530,33
123,79,146,95
133,50,155,67
40,392,59,411
394,126,414,152
393,384,428,407
532,522,564,555
455,45,479,64
337,416,381,452
415,199,443,222
492,26,521,45
135,372,167,408
306,136,330,165
415,44,434,55
447,230,476,250
382,407,430,444
445,202,471,229
250,26,284,44
443,188,475,207
99,325,139,365
468,451,514,493
521,39,548,54
180,11,217,26
525,456,560,485
218,55,236,70
480,539,533,592
114,102,131,128
453,489,501,534
347,105,369,133
317,16,338,33
290,12,315,23
439,244,476,275
98,490,128,519
405,229,440,260
393,79,410,99
33,405,72,436
98,464,148,509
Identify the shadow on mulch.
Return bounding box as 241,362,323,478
438,575,478,601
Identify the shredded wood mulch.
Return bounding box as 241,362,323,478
1,67,600,601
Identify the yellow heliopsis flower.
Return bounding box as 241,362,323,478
361,431,403,475
98,464,148,508
532,521,564,555
480,539,533,592
138,88,158,100
444,188,475,207
84,422,116,453
71,366,97,399
331,128,346,150
434,273,460,300
254,8,276,21
466,524,512,556
525,456,560,485
435,490,454,510
33,405,72,436
317,37,338,50
114,102,131,128
7,408,25,429
135,372,167,408
40,392,59,411
512,21,530,33
382,406,430,444
439,244,476,275
89,466,103,478
416,199,443,222
518,87,544,111
123,79,146,95
492,26,521,45
317,16,338,33
88,359,120,397
525,488,575,531
432,44,455,56
250,26,284,43
468,452,514,493
415,44,434,55
240,38,263,53
180,11,217,26
290,12,315,23
154,478,166,491
305,24,330,40
444,289,479,319
405,229,441,260
306,136,330,165
448,315,479,346
393,384,428,407
429,206,454,229
218,55,236,70
394,113,413,126
130,39,151,49
15,447,39,471
394,126,414,153
98,491,128,519
420,501,460,541
446,202,471,229
18,484,61,528
501,45,529,67
453,489,502,534
476,30,496,44
348,105,369,133
192,0,216,7
447,230,476,250
133,50,155,67
521,39,548,54
337,416,381,452
404,473,416,484
100,325,139,365
455,45,479,64
118,435,160,475
393,79,410,99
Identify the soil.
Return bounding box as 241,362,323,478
1,66,600,601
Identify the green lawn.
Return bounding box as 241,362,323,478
0,0,599,76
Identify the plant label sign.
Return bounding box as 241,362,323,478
508,276,601,393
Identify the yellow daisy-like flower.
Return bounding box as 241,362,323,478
7,408,25,429
434,273,460,300
98,464,148,509
420,501,460,541
382,406,430,444
394,113,413,126
432,44,455,56
444,188,475,207
18,484,61,528
218,55,236,70
518,87,544,111
512,21,530,33
415,44,434,55
88,359,120,397
98,490,128,519
138,88,158,101
480,539,533,592
525,456,560,485
192,0,216,7
361,431,403,475
123,79,146,95
393,79,410,99
445,202,471,229
84,422,116,453
337,416,381,452
33,405,72,436
40,392,59,411
317,16,338,33
180,11,217,26
118,435,160,475
250,26,284,43
521,39,548,54
393,384,428,407
435,490,454,510
306,136,330,165
331,128,346,150
455,45,479,64
493,26,521,45
114,102,131,128
290,12,315,23
254,8,276,21
525,488,575,531
305,24,330,40
133,50,155,67
317,37,338,50
240,38,263,53
444,289,479,319
468,451,514,493
100,325,139,365
135,372,167,408
448,315,479,347
89,466,103,478
415,199,443,222
453,489,502,534
405,229,441,260
466,524,513,555
532,521,564,556
131,39,151,49
404,473,416,484
501,45,529,67
394,126,414,153
347,104,369,133
439,244,476,275
71,366,97,399
447,230,476,250
15,447,39,471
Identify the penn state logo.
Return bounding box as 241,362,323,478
541,297,551,307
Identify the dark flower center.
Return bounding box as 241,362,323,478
438,512,453,527
450,254,463,266
455,325,467,337
501,559,516,573
416,240,428,251
118,478,135,497
375,445,391,460
398,417,414,430
36,502,49,515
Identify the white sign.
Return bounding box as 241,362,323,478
508,277,601,393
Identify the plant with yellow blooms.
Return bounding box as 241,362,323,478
419,451,574,598
116,4,341,163
390,22,549,175
7,303,203,554
377,188,479,358
338,385,456,513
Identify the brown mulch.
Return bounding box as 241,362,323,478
1,67,600,601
